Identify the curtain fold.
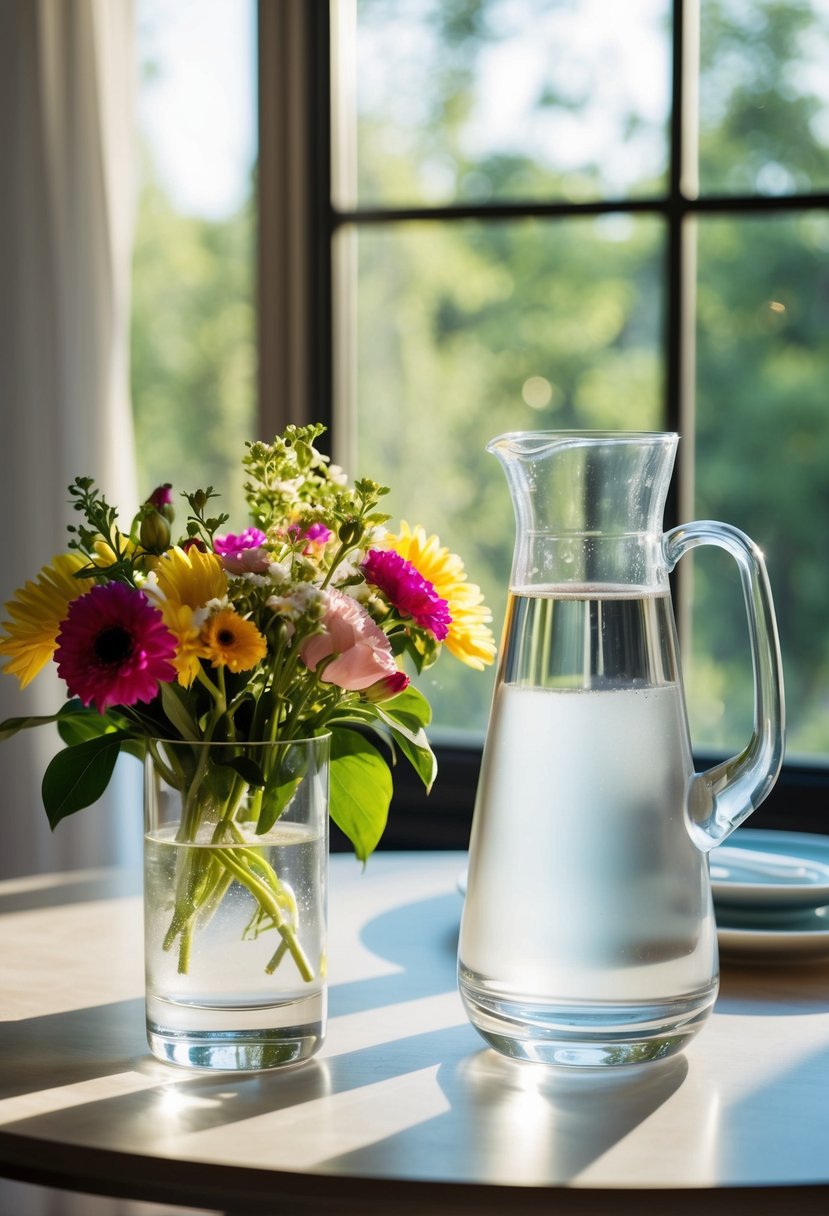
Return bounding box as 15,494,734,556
0,0,140,879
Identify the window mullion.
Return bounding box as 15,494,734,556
257,0,332,441
668,0,701,653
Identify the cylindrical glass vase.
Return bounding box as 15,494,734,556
143,735,329,1070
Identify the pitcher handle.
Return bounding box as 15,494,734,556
663,521,786,851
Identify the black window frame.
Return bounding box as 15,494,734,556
258,0,829,849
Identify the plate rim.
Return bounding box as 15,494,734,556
717,919,829,964
711,828,829,910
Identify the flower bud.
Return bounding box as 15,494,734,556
140,509,171,553
361,671,410,702
147,483,175,522
338,519,361,545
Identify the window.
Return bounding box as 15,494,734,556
319,0,829,788
136,2,829,841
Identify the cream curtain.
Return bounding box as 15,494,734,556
0,0,141,879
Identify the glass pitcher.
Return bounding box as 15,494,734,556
458,432,785,1067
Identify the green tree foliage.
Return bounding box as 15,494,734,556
689,0,829,753
130,153,255,527
354,215,664,731
351,0,829,753
131,0,829,753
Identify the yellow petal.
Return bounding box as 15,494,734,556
0,554,95,688
150,546,227,610
385,522,496,669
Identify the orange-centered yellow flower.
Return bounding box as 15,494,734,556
201,609,267,673
384,523,496,670
0,554,96,688
145,546,231,686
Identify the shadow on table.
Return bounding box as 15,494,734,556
0,1007,688,1197
713,1040,829,1183
318,1049,688,1185
0,869,140,915
716,958,829,1016
0,887,688,1194
329,890,460,1015
0,999,148,1100
0,998,475,1132
0,886,469,1149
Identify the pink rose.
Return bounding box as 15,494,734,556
300,589,401,691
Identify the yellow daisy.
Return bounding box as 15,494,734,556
385,522,497,670
150,545,227,610
0,553,96,688
159,602,207,688
201,609,267,673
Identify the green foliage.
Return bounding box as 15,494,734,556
374,686,437,791
257,743,310,835
130,152,255,526
329,728,394,862
130,0,829,757
42,734,131,829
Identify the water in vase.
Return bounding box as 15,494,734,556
144,821,326,1069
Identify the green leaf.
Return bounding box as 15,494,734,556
56,703,122,747
381,722,437,792
257,744,310,835
0,713,65,742
382,685,432,730
329,728,393,862
373,689,437,792
375,701,432,744
159,681,200,741
0,701,126,744
218,755,266,788
122,739,147,764
42,733,129,829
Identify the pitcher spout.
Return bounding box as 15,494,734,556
486,429,677,462
489,430,679,591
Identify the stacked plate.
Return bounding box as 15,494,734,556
712,829,829,964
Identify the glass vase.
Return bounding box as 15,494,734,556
143,735,329,1070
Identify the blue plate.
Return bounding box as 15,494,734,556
717,904,829,965
711,829,829,912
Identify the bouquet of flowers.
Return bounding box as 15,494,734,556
0,424,494,979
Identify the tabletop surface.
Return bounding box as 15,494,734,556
1,852,828,1215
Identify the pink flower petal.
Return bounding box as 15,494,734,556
299,589,400,692
361,549,451,640
55,582,177,714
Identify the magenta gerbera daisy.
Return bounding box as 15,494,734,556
55,582,177,714
361,548,452,640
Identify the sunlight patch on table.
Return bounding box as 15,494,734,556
158,1065,451,1171
323,990,466,1056
0,1071,162,1127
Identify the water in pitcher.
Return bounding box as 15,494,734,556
458,588,719,1064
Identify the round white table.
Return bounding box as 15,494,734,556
1,853,828,1215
